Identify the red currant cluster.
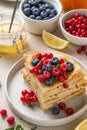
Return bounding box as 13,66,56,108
20,89,38,108
77,45,87,55
58,102,74,115
65,13,87,37
0,109,15,125
30,52,70,86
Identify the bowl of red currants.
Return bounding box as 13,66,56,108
19,0,62,35
60,9,87,45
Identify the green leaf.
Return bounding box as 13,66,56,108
56,64,60,68
31,126,37,130
15,124,24,130
5,128,14,130
28,103,36,109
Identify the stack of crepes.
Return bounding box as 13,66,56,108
22,52,87,110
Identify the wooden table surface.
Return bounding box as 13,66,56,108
0,0,87,130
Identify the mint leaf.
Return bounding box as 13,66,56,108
15,124,24,130
28,103,36,109
56,64,60,68
31,126,37,130
5,128,14,130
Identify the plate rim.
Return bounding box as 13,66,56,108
5,53,87,126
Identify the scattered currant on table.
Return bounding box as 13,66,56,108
77,46,87,55
0,109,7,117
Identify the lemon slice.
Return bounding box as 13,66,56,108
42,30,70,50
74,119,87,130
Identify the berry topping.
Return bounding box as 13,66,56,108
52,67,60,76
50,57,59,65
63,83,69,89
58,102,66,110
52,107,60,115
43,71,51,78
32,58,40,66
60,63,67,71
65,107,74,115
43,59,50,66
45,77,54,86
45,64,53,72
66,62,74,72
37,74,46,82
0,109,7,117
7,116,15,125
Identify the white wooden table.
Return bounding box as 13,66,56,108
0,1,87,130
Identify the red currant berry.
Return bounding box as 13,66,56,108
20,96,26,103
43,59,50,66
31,96,37,103
59,58,64,64
63,83,69,89
0,109,7,117
37,74,45,82
63,74,68,80
36,53,42,60
77,48,82,54
7,116,15,125
81,46,86,51
30,91,34,97
30,68,35,73
65,107,74,115
74,13,80,19
58,102,66,110
21,89,28,96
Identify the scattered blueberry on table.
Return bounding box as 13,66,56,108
22,0,58,20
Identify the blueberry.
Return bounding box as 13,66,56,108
23,8,31,17
29,15,36,19
41,66,46,73
31,6,36,10
45,3,53,9
23,3,31,9
52,107,60,115
46,64,52,72
40,11,47,18
50,57,59,65
32,7,40,16
43,17,49,20
31,58,40,66
39,4,46,11
46,8,51,16
66,62,74,72
36,16,42,20
49,14,54,19
51,9,58,16
30,0,40,6
45,78,54,86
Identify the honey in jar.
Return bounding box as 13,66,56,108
0,12,28,54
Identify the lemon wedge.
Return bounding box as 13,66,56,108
74,119,87,130
42,30,70,50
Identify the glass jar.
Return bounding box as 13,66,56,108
60,0,87,11
0,12,28,54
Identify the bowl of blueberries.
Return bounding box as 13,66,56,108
19,0,62,35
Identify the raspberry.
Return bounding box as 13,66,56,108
43,71,51,78
0,109,7,117
58,102,66,110
52,68,60,76
59,58,64,64
42,53,48,58
43,59,50,66
36,53,42,60
60,63,67,71
65,107,74,115
7,116,15,125
33,67,39,74
63,83,69,89
37,74,45,82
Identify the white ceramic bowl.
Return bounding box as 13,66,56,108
19,0,62,35
60,9,87,45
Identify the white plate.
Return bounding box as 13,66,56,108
5,56,87,126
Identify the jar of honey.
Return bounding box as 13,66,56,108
60,0,87,11
0,12,28,54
